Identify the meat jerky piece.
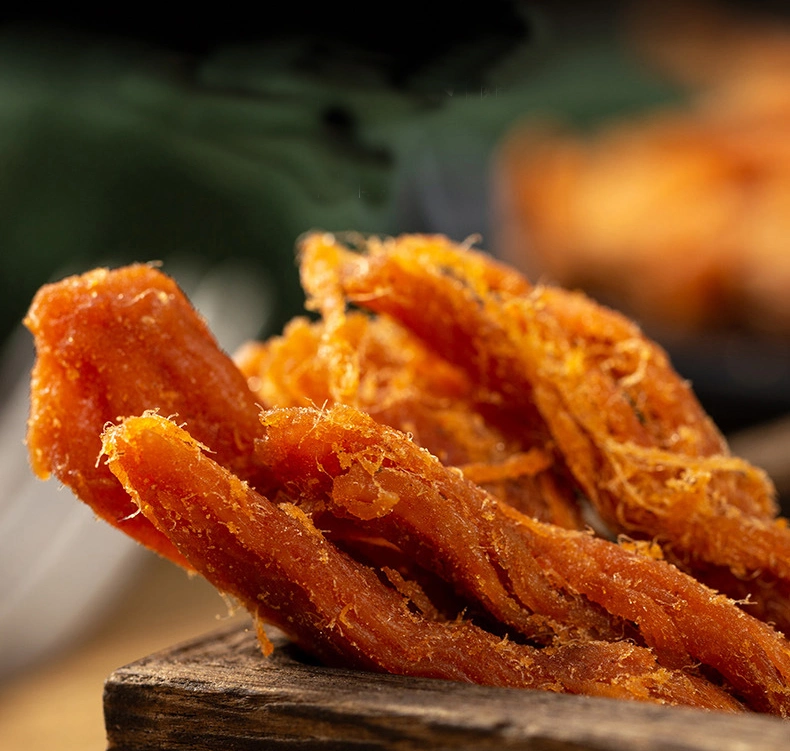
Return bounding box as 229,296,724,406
256,404,623,645
306,232,790,631
235,312,580,527
256,403,790,716
502,286,790,628
308,232,771,515
101,412,743,712
25,264,265,567
298,232,540,434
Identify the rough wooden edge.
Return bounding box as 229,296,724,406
104,623,790,750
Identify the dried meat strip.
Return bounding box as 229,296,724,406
24,264,267,567
101,411,743,712
307,232,790,632
235,312,581,527
254,403,790,716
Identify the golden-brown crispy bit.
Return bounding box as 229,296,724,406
301,232,790,634
255,402,790,716
24,264,267,568
101,412,744,711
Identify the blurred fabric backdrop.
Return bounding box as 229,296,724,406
0,3,684,352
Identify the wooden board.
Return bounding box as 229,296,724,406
104,623,790,750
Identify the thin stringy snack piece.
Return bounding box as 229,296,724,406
24,264,267,569
100,411,743,711
235,311,580,528
299,232,790,635
22,238,790,715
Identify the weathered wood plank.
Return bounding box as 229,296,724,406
104,623,790,750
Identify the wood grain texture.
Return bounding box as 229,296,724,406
104,623,790,750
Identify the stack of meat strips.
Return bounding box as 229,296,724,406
24,231,790,715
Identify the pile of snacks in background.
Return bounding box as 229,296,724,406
493,2,790,438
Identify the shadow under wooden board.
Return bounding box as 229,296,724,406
104,624,790,751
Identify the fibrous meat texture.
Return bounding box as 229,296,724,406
22,238,790,715
234,311,580,529
297,232,790,636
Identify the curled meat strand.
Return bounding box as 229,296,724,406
256,403,790,716
101,411,744,712
299,231,790,633
24,265,267,568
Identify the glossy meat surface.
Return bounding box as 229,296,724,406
25,264,265,567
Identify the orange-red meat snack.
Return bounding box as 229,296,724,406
23,236,790,716
24,264,266,568
101,411,743,711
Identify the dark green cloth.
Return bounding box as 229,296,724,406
0,21,677,343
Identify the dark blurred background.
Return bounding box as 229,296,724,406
0,2,680,344
0,4,529,345
4,2,789,441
